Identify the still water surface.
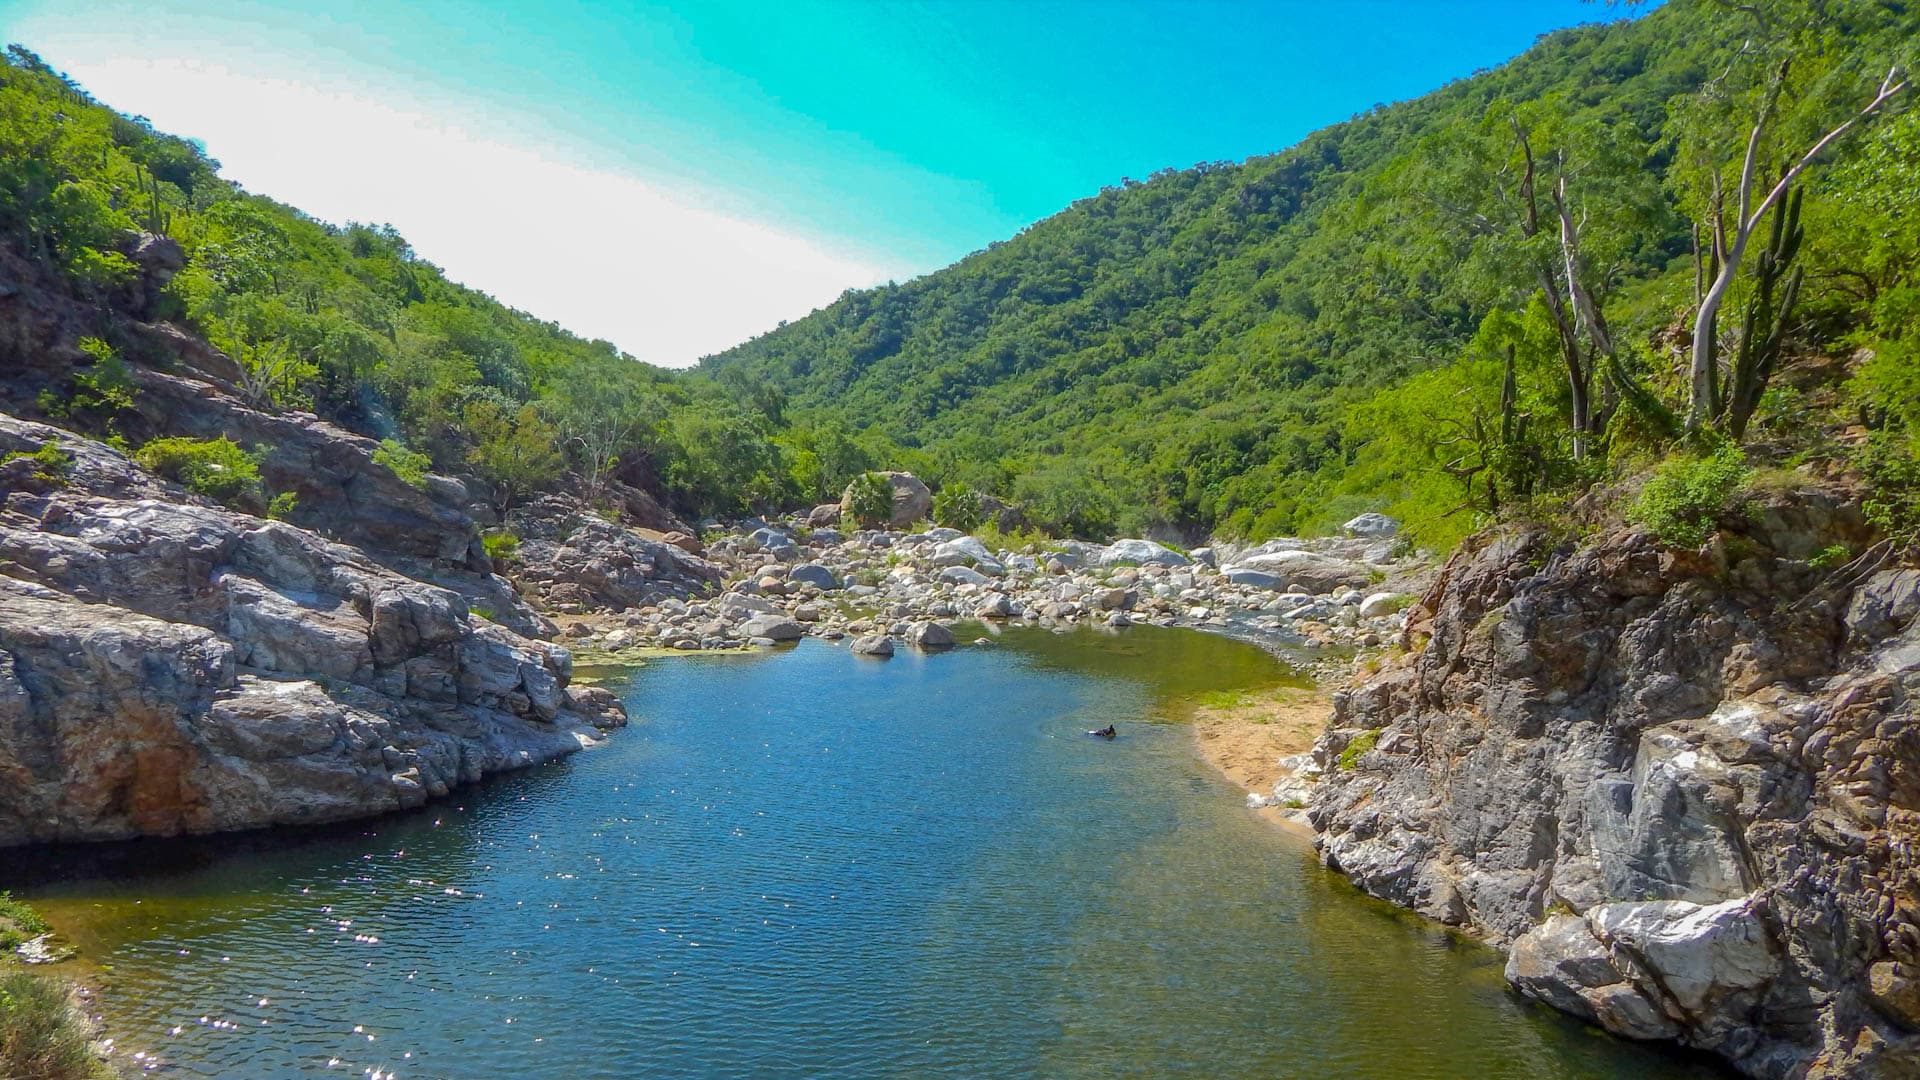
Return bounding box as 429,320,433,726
20,628,1726,1078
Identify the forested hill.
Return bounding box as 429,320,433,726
703,0,1920,542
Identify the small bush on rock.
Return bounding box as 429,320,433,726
41,338,135,423
0,891,49,950
846,472,893,528
932,481,984,532
1337,729,1381,771
373,439,433,491
1629,443,1751,548
482,529,520,564
134,436,262,505
0,443,73,484
976,520,1052,551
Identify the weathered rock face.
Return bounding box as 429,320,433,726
506,498,723,613
119,365,490,571
1309,507,1918,1078
0,416,625,847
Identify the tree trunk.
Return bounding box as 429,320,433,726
1688,65,1907,432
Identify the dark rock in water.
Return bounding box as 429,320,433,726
1309,506,1915,1078
850,634,894,658
906,622,954,650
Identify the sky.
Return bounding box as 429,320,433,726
0,0,1622,367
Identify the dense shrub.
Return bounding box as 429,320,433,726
1629,444,1752,548
845,472,894,528
932,481,984,532
133,436,262,504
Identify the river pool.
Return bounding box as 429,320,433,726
15,627,1725,1078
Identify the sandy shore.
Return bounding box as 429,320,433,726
1186,685,1329,835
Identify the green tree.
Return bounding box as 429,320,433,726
546,357,665,501
464,398,562,513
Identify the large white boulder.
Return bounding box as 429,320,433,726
938,566,993,587
1506,896,1778,1047
1357,592,1407,618
1098,539,1189,568
1223,567,1284,589
737,614,804,642
931,536,1003,574
1231,549,1371,593
1589,897,1777,1015
1343,513,1400,538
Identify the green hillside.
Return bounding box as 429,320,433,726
704,0,1920,543
0,44,810,519
4,0,1917,548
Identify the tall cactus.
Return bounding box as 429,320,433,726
1724,185,1804,441
137,165,171,235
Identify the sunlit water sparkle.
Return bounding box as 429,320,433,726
16,628,1727,1078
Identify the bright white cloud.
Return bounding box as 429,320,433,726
59,57,891,367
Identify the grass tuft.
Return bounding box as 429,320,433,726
0,970,117,1080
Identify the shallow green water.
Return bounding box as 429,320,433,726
14,626,1725,1078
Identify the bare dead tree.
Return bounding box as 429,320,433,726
1686,63,1908,431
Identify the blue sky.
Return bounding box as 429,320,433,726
0,1,1624,365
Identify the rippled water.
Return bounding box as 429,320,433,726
16,628,1726,1078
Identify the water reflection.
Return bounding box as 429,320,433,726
12,633,1726,1078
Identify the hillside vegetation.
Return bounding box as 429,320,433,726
706,0,1920,546
3,0,1918,554
0,44,848,519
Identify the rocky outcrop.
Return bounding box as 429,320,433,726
3,325,490,571
1309,503,1918,1078
506,497,723,613
0,415,625,847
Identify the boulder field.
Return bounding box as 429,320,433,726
559,517,1428,658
